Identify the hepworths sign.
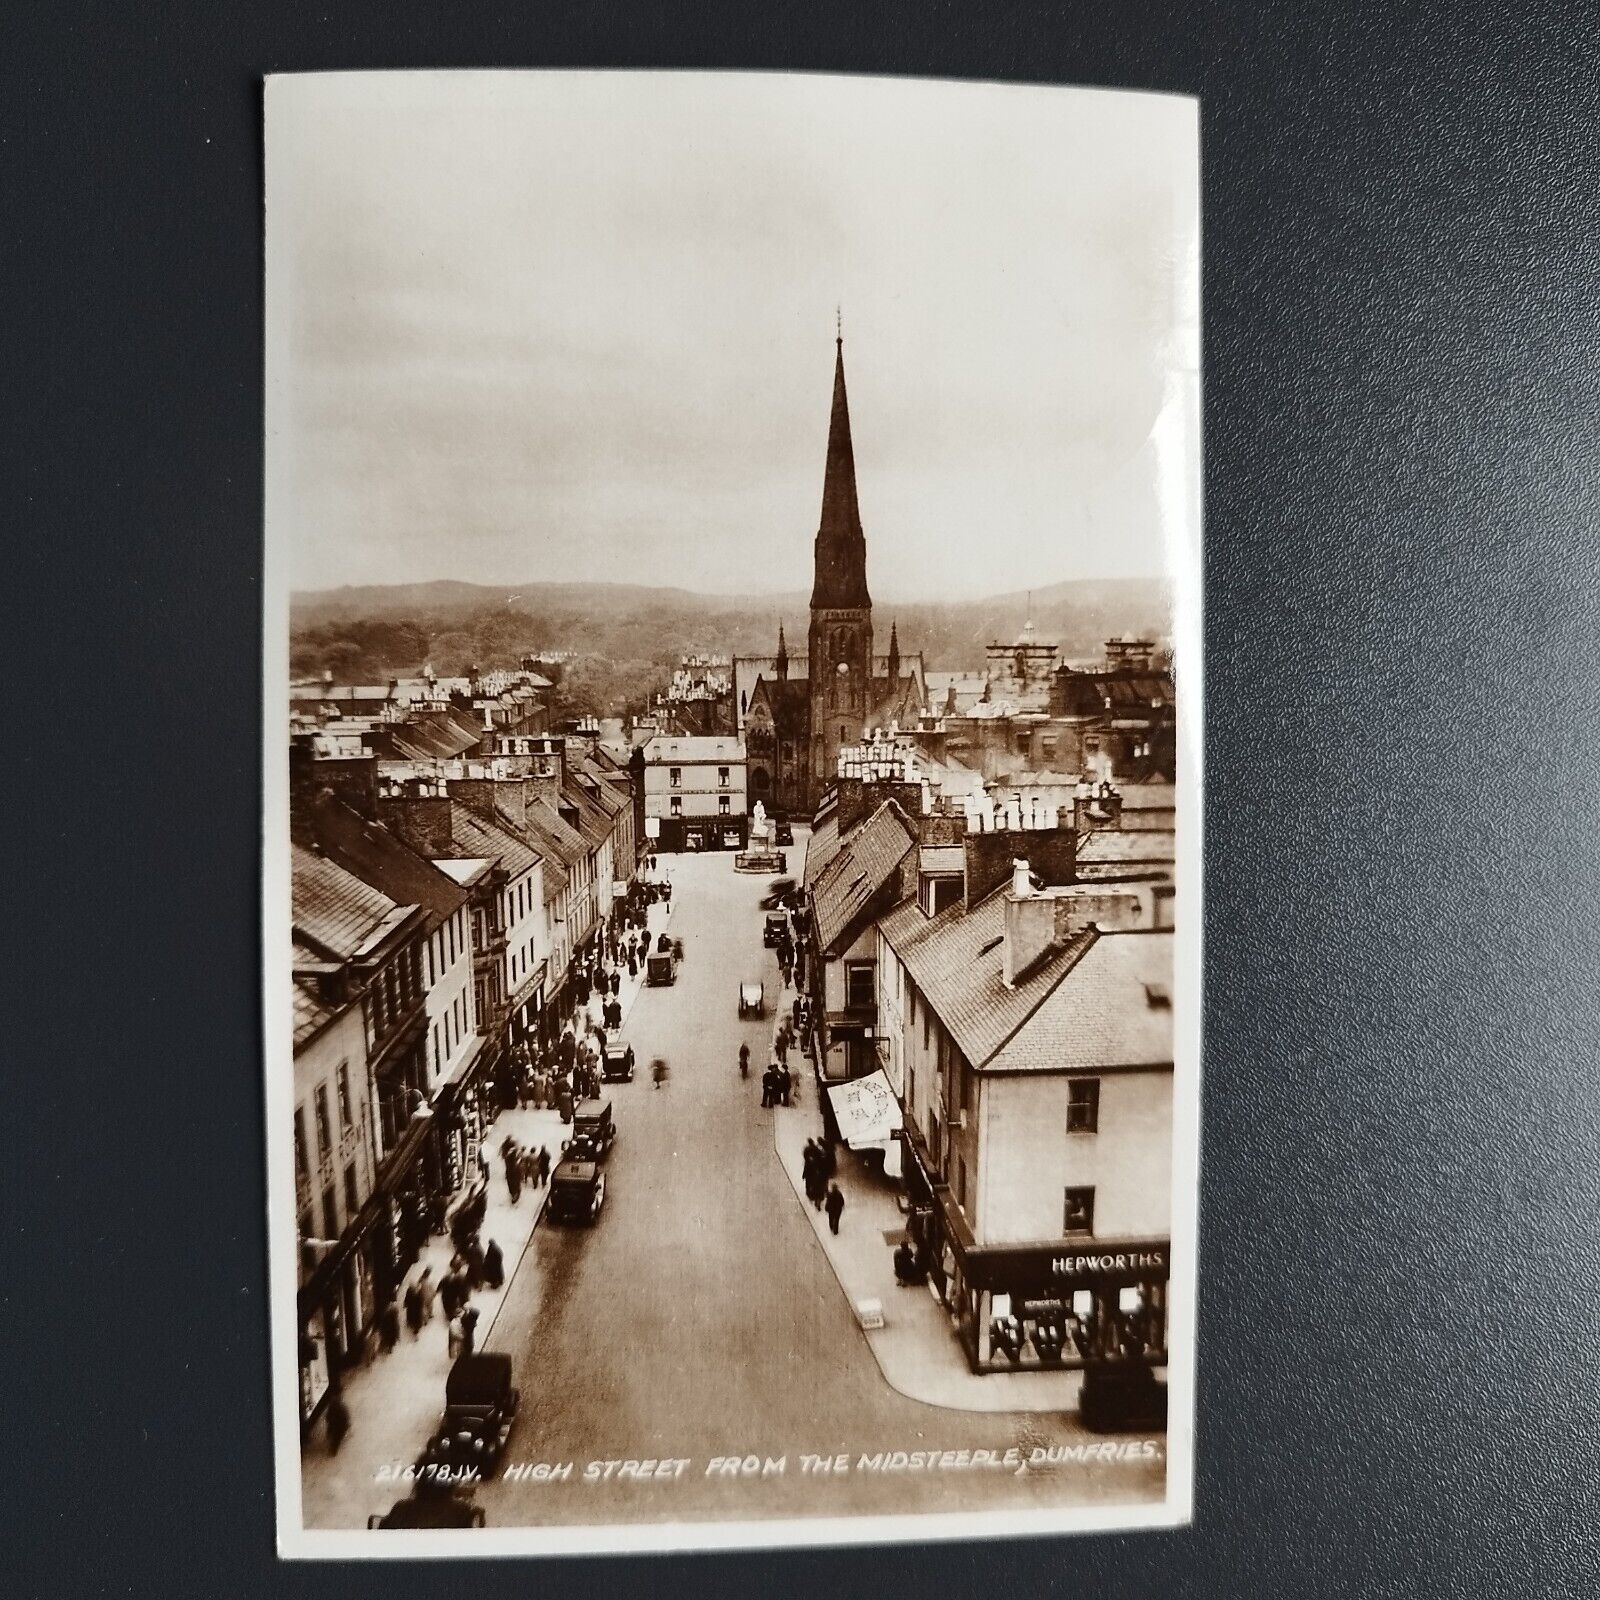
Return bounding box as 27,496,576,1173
827,1070,900,1149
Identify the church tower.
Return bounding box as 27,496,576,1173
807,328,873,796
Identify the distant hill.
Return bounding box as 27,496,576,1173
289,575,1170,717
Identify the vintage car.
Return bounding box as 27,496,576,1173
738,980,765,1019
600,1040,636,1082
773,817,794,846
762,911,790,948
369,1486,486,1529
563,1096,616,1160
645,949,679,986
1079,1360,1169,1433
758,878,796,911
547,1156,606,1224
416,1353,521,1477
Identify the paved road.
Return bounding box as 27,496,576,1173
479,841,1164,1529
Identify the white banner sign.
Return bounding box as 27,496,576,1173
827,1069,900,1150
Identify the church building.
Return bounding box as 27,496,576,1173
744,333,924,818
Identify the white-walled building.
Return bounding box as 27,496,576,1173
877,866,1174,1376
642,734,748,851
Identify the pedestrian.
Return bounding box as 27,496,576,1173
417,1267,436,1323
506,1144,523,1203
477,1144,490,1185
403,1280,423,1336
447,1311,466,1361
825,1183,845,1235
378,1298,400,1353
610,971,621,998
464,1234,485,1288
536,1145,552,1186
461,1305,480,1357
483,1238,504,1290
780,1064,794,1106
761,1065,778,1108
775,1028,789,1067
325,1394,350,1454
792,993,803,1030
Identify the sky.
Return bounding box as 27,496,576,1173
267,72,1198,601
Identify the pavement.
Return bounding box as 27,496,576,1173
305,835,1161,1530
770,1094,1083,1413
300,888,674,1531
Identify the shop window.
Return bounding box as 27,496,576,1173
845,961,875,1010
337,1062,352,1129
1067,1078,1100,1133
1062,1187,1095,1235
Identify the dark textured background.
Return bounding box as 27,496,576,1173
8,3,1599,1595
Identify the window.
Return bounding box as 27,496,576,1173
670,796,682,817
1040,733,1058,760
718,794,730,815
322,1184,339,1239
1015,730,1031,756
1063,1187,1095,1235
294,1109,309,1183
343,1162,359,1219
845,962,875,1010
336,1063,352,1128
955,1155,967,1210
718,766,729,787
670,766,681,786
1067,1078,1100,1133
314,1085,331,1162
903,978,914,1028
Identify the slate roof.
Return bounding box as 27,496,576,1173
527,797,592,864
292,975,337,1050
295,793,467,937
291,842,411,961
449,805,542,880
389,709,484,762
877,888,1096,1070
809,801,916,952
1075,829,1177,865
803,813,842,888
987,932,1174,1073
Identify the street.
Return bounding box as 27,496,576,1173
473,838,1166,1528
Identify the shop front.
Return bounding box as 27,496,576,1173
960,1239,1169,1373
895,1122,1167,1373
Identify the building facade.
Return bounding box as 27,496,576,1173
642,734,749,851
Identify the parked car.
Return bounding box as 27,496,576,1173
417,1353,521,1477
547,1157,606,1224
369,1487,486,1529
763,911,789,947
773,818,794,846
600,1041,635,1082
738,980,765,1019
1079,1360,1168,1433
645,949,679,986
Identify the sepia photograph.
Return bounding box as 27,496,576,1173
264,69,1202,1556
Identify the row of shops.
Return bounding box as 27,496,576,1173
297,911,617,1437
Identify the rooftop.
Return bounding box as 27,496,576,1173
291,842,412,962
809,801,916,951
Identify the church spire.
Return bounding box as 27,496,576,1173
776,621,788,680
810,328,872,611
887,619,900,680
